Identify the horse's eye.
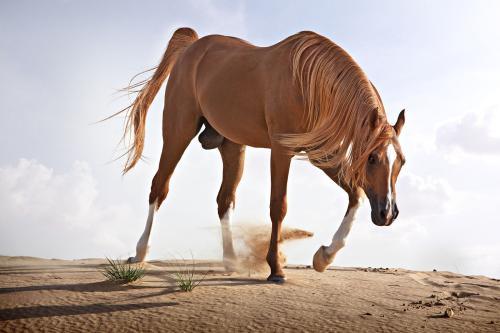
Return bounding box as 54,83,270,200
368,154,376,165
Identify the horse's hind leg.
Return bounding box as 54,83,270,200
128,104,201,263
217,140,245,271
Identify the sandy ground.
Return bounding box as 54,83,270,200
0,256,499,332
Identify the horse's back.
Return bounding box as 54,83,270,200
187,35,301,147
166,33,304,147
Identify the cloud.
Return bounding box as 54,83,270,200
436,109,500,155
0,159,97,227
396,172,452,219
0,159,139,259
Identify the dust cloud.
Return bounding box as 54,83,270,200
231,224,313,273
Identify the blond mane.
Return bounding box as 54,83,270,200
278,31,394,188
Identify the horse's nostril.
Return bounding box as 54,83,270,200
380,209,387,220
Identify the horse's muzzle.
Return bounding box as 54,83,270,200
371,201,398,226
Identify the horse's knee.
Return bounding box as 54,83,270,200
270,197,287,222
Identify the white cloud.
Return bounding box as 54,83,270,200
397,172,453,219
0,159,96,227
0,159,140,259
436,108,500,156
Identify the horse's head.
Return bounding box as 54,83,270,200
362,110,406,226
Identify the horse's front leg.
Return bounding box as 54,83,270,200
266,149,292,283
313,167,363,272
313,195,361,272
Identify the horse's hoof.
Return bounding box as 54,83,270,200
313,246,332,272
127,256,142,264
267,275,286,283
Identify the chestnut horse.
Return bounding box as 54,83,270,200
114,28,406,282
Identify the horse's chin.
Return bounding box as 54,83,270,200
370,211,393,226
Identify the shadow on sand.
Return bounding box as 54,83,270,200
0,280,154,294
0,302,178,321
0,266,268,321
0,270,267,295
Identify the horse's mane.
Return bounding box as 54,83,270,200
278,31,394,188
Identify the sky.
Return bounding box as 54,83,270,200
1,0,500,278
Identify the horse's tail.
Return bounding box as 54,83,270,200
114,27,198,173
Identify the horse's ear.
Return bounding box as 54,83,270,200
394,109,405,136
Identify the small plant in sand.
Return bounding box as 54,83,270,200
171,257,207,292
102,257,145,283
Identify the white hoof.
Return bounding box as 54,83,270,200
313,246,333,272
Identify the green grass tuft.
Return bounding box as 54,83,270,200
171,257,207,292
101,257,145,283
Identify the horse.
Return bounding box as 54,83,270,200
112,27,406,282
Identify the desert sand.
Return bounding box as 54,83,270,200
0,256,499,332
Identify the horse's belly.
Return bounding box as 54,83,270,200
201,105,271,148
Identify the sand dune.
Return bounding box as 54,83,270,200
0,256,499,332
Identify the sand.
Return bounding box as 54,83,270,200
1,256,499,332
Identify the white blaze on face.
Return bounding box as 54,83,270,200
387,143,397,203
